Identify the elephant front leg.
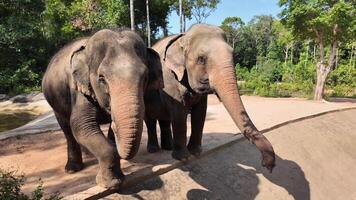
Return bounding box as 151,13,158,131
70,100,124,189
158,120,173,150
145,118,160,153
171,106,190,160
188,95,207,156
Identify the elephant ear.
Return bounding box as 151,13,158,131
146,48,164,90
163,34,186,81
70,45,92,96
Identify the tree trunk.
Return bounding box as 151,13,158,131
350,42,355,68
305,40,310,68
290,44,293,64
314,62,330,101
146,0,151,47
130,0,134,31
232,37,235,49
313,44,316,62
313,25,338,101
284,45,289,65
179,0,183,33
183,11,186,32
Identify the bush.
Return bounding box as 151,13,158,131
0,169,60,200
0,63,41,95
327,64,356,97
235,58,346,98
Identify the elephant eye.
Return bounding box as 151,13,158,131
98,74,106,84
197,56,207,65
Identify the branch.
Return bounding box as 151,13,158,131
328,24,339,70
314,28,325,64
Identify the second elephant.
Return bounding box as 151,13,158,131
144,24,275,172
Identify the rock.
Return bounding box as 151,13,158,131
31,92,45,101
0,94,9,102
9,91,43,103
10,94,29,103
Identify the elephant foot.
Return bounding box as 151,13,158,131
188,145,202,156
96,169,124,189
147,143,160,153
172,148,191,160
161,136,173,150
65,161,84,174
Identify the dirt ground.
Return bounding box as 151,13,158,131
0,95,355,198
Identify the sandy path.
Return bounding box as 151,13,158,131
0,95,355,198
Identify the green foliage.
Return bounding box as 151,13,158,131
0,62,41,95
237,59,355,98
0,169,61,200
0,0,176,95
279,0,355,43
327,64,356,97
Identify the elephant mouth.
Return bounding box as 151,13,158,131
195,85,214,94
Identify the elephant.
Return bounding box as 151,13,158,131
144,24,275,172
42,29,163,189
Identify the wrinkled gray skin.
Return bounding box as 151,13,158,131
145,24,275,172
42,29,163,189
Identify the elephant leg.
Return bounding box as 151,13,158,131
158,120,173,150
54,112,83,173
145,118,160,153
188,95,207,156
81,145,94,158
171,106,190,160
70,99,123,189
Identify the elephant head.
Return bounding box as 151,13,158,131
70,29,163,160
164,24,275,171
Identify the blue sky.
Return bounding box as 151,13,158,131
167,0,282,34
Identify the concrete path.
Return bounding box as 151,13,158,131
69,109,356,200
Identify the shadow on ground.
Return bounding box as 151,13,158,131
83,133,309,200
184,138,309,200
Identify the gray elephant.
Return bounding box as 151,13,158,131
42,29,163,189
144,24,275,171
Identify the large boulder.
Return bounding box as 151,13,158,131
10,91,42,103
31,92,45,101
10,94,29,103
0,94,9,102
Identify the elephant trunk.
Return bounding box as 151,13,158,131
210,57,275,171
210,62,258,136
110,83,144,160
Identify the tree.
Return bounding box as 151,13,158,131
170,0,220,25
179,0,183,32
279,0,355,100
130,0,134,30
272,21,293,65
249,15,274,59
146,0,150,46
190,0,220,23
127,0,172,40
0,0,47,93
220,17,244,49
169,0,193,32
